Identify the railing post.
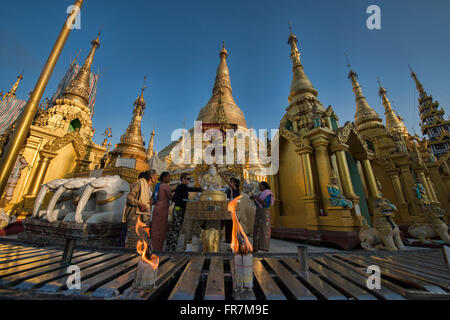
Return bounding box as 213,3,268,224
61,238,77,266
297,245,309,273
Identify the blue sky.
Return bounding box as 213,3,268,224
1,0,449,151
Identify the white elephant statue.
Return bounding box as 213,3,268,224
71,175,130,224
46,177,97,223
0,209,16,230
32,179,69,219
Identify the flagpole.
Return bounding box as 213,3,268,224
0,0,85,197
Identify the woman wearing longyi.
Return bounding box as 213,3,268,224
150,172,173,251
250,181,274,252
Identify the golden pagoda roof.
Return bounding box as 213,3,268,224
118,83,147,149
62,32,101,108
287,29,318,102
348,69,383,132
378,79,408,135
111,81,149,171
196,43,248,128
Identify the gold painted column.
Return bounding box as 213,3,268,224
311,138,332,211
426,176,438,203
330,143,358,200
23,150,57,204
398,163,421,216
428,163,449,213
297,145,316,198
386,170,407,205
361,159,378,199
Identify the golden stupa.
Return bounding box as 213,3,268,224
3,33,106,215
108,80,150,172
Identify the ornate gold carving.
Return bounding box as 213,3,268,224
43,132,86,159
279,128,308,148
336,121,370,155
374,157,396,171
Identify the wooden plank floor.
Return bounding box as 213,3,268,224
0,242,449,300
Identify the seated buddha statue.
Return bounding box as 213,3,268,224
327,173,353,209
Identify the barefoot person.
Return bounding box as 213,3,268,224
166,173,202,251
250,182,275,252
120,170,153,247
151,172,173,251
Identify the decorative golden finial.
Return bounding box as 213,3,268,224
220,41,228,58
7,73,24,98
377,77,387,96
137,76,147,102
409,65,426,97
344,52,351,69
287,21,298,46
345,52,358,79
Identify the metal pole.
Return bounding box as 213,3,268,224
297,245,308,273
0,0,85,197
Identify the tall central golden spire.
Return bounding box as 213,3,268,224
287,26,318,102
196,43,247,128
63,32,101,107
377,79,408,136
347,67,382,133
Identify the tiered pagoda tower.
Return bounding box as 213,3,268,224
410,67,450,159
109,82,150,172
